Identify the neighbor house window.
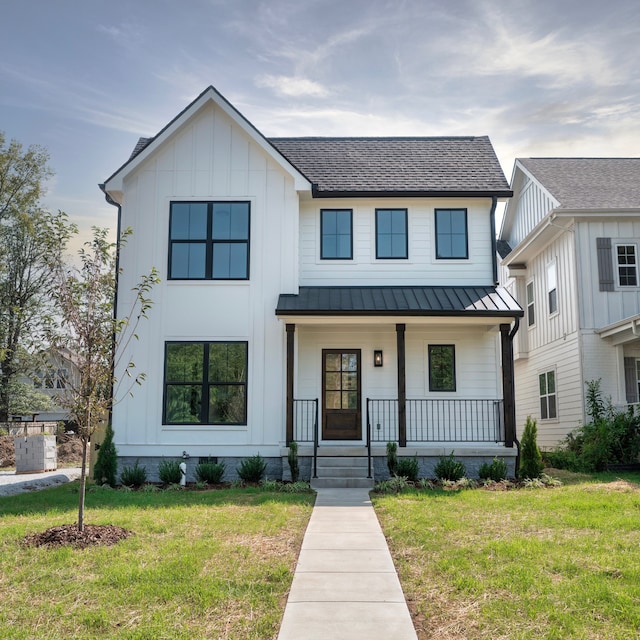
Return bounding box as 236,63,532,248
376,209,408,259
428,345,456,392
539,370,557,419
616,244,638,286
169,202,250,279
321,209,352,259
435,209,468,259
164,341,248,425
526,280,535,327
547,261,558,314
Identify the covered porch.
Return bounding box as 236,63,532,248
276,286,523,478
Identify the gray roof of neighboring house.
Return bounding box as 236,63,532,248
519,158,640,210
276,285,523,317
496,239,512,259
129,135,511,197
270,137,511,196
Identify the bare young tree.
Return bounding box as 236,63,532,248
47,219,159,530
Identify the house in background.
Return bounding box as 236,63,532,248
499,158,640,449
101,86,522,484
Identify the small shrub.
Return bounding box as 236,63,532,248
288,441,300,482
519,416,544,479
260,479,280,491
93,423,118,487
281,481,313,493
374,475,408,494
417,478,435,490
158,459,182,484
395,456,419,481
120,460,147,488
434,451,465,481
237,454,267,482
195,460,225,484
386,441,398,475
478,457,508,482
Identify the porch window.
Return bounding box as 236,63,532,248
539,370,557,419
616,244,638,286
428,345,456,392
164,341,247,425
547,261,558,315
321,209,352,259
526,280,535,327
168,202,250,279
376,209,408,259
435,209,468,259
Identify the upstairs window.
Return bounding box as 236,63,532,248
169,202,250,280
164,341,248,425
616,244,638,287
526,280,535,327
321,209,352,259
547,261,558,314
435,209,468,259
428,345,456,392
376,209,408,259
539,370,557,419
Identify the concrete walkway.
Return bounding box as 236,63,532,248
278,487,418,640
0,468,82,496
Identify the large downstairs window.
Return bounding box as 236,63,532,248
164,342,248,425
428,345,456,392
169,202,250,279
539,370,557,420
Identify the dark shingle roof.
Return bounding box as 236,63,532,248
496,239,512,259
270,137,511,196
130,137,152,159
519,158,640,209
276,286,523,317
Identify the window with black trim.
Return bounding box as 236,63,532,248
376,209,407,259
169,202,250,279
526,280,535,327
616,244,638,286
435,209,468,259
321,209,352,259
428,345,456,392
539,370,557,419
164,341,247,425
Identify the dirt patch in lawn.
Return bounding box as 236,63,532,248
23,524,133,549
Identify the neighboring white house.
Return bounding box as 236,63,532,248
101,86,522,482
499,158,640,449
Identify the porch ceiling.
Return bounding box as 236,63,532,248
276,285,523,320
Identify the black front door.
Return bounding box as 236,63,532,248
322,349,361,440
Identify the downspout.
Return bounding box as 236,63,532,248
490,196,499,285
98,184,122,424
508,317,521,475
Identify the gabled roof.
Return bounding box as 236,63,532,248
270,137,512,197
518,158,640,210
276,285,522,317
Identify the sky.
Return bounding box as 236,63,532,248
2,0,640,242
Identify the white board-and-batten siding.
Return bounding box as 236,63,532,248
112,102,300,457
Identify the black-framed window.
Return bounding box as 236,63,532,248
539,370,557,419
435,209,468,259
169,202,250,279
376,208,408,259
616,244,638,286
526,280,535,327
164,341,248,425
428,345,456,392
321,209,352,259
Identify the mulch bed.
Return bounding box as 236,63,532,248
23,524,133,549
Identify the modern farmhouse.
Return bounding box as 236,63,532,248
101,86,523,484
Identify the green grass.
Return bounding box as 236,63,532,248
373,471,640,640
0,483,314,639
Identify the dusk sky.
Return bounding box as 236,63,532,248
2,0,639,243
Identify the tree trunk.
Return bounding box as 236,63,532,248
77,435,88,532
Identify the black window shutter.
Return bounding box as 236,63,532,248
624,357,638,404
596,237,614,291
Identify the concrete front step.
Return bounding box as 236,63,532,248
312,455,373,489
311,477,374,489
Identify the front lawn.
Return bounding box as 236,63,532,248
373,471,640,640
0,484,314,639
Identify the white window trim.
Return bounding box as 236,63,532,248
526,279,535,329
538,368,558,422
614,242,639,288
547,260,558,317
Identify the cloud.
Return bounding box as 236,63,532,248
255,74,329,97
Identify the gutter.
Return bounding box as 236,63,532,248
490,196,498,284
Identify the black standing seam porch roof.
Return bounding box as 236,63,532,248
276,286,523,317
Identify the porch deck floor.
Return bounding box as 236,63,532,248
277,488,418,640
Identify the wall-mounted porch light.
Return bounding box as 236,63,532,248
374,350,383,367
